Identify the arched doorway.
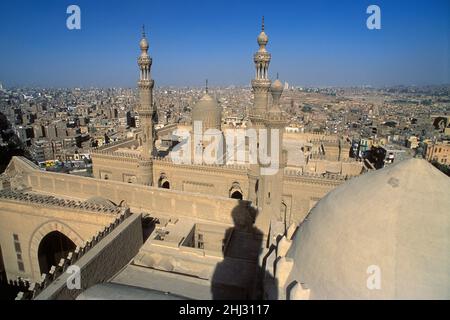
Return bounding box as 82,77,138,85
229,182,243,200
158,173,170,189
161,181,170,189
38,231,76,275
230,191,243,200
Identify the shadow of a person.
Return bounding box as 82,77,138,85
210,201,278,300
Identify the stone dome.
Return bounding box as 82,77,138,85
271,79,283,92
284,158,450,299
192,93,222,131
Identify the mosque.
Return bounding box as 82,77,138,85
90,19,364,236
0,19,448,300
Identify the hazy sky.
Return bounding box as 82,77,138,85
0,0,449,88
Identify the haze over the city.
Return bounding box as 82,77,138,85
0,0,449,88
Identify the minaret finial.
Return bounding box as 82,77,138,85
276,72,279,79
205,79,208,94
262,16,265,31
142,24,146,38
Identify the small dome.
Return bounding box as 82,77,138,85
271,79,283,92
284,159,450,299
192,93,222,131
195,94,218,111
257,31,268,46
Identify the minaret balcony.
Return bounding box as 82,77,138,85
253,52,271,63
138,79,154,89
138,56,152,65
251,79,271,89
264,114,289,127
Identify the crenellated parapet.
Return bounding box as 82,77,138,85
0,189,125,215
0,174,11,190
15,210,131,300
90,138,144,163
7,277,31,293
263,223,310,300
91,150,142,162
90,137,137,153
152,155,249,174
283,168,357,187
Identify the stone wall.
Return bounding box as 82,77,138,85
153,158,248,199
282,172,345,224
31,212,142,300
10,156,249,227
0,190,118,282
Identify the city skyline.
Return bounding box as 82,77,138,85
0,0,449,88
0,1,449,302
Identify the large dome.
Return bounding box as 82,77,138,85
191,93,222,131
284,158,450,299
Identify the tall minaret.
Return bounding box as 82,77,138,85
251,16,271,120
248,17,272,236
260,76,289,243
138,25,155,158
137,26,154,186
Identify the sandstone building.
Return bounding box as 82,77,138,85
0,20,447,300
90,21,364,235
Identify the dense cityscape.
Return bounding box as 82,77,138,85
1,83,449,175
0,0,449,306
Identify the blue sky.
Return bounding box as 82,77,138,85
0,0,448,87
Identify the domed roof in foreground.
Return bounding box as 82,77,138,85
285,158,450,299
